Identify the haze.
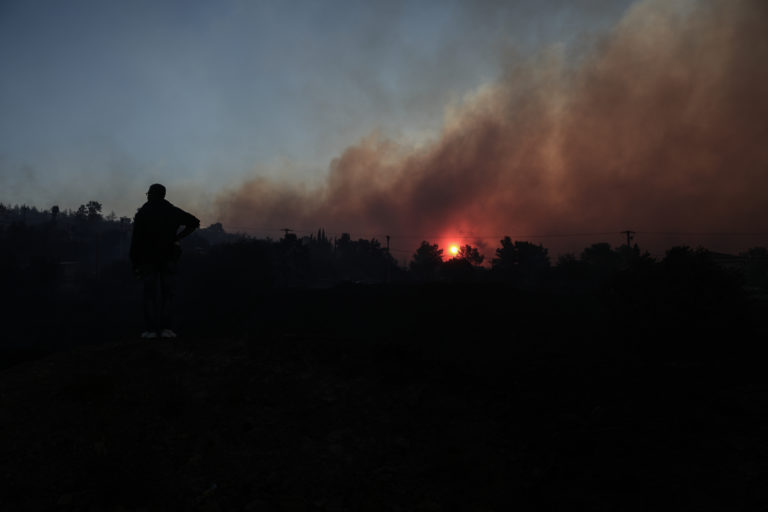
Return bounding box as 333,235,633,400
2,0,766,256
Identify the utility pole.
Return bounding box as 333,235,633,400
621,230,635,247
281,228,293,239
385,235,391,284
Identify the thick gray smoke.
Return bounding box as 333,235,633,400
216,0,768,256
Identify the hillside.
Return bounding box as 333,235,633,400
2,284,768,511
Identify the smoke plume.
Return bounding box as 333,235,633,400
216,0,768,256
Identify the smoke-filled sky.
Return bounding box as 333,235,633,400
2,0,767,257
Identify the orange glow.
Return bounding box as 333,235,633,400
449,245,460,256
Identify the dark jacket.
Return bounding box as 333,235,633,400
130,199,200,266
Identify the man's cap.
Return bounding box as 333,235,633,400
147,183,166,198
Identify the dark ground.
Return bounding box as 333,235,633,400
2,283,768,511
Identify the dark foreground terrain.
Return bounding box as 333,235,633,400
2,283,768,511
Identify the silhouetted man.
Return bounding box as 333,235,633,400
130,183,200,339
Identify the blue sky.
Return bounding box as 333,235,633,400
0,0,633,220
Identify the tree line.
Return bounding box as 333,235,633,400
3,201,768,353
2,201,768,292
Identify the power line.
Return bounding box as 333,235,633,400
224,226,622,239
222,224,768,241
636,231,768,237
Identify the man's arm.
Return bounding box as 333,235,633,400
174,208,201,241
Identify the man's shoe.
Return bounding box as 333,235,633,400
160,329,177,339
141,331,158,339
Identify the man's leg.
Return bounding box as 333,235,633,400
157,263,176,336
142,269,160,335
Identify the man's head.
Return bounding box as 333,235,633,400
146,183,166,201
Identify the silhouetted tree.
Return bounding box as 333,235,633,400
556,252,578,268
550,252,587,291
86,201,102,221
74,201,103,222
615,243,654,269
576,243,622,287
580,243,619,270
410,241,443,279
333,234,397,283
456,244,484,266
492,237,550,286
442,243,485,282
